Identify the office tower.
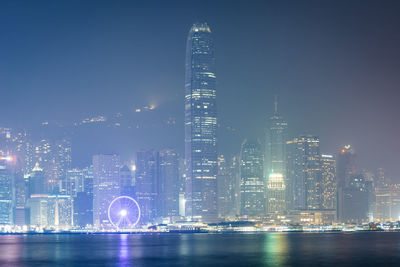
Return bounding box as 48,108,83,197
375,169,391,221
266,97,287,216
0,157,14,224
28,163,46,196
120,165,134,197
135,150,159,224
73,166,94,227
341,174,372,223
217,155,237,219
184,22,218,222
266,173,286,216
321,154,336,210
14,172,27,226
74,192,93,227
27,194,73,228
54,138,72,186
375,186,391,221
240,140,265,218
266,97,288,176
83,165,94,195
27,195,48,227
47,195,73,228
376,168,390,189
390,184,400,221
159,149,180,219
30,138,72,194
64,169,85,197
286,135,322,210
336,145,357,221
93,155,121,229
0,128,33,176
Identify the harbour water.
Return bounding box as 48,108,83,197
0,232,399,266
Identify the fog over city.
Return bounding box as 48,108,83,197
0,0,400,232
2,0,400,176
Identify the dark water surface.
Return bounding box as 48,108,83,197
0,232,399,266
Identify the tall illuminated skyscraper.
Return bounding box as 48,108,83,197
93,154,120,229
266,97,287,216
135,150,159,224
0,157,14,225
286,135,322,210
184,22,217,222
240,140,265,218
336,145,357,221
159,149,180,219
321,154,336,210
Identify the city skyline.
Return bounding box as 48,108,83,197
1,17,399,228
1,0,400,179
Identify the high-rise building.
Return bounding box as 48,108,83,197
266,173,286,216
376,168,391,189
321,154,336,210
135,150,159,224
266,96,288,176
27,194,73,228
336,145,357,222
63,169,85,197
217,155,237,219
375,186,391,221
184,22,218,222
266,97,287,217
93,154,120,229
28,163,46,196
32,138,72,194
14,172,27,226
159,149,180,219
74,192,93,227
120,165,134,197
0,157,14,224
286,135,322,210
240,140,265,218
341,174,373,223
74,166,94,227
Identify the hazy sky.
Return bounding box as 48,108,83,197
1,0,400,178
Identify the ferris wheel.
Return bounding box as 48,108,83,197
108,196,141,229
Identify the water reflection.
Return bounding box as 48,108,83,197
117,234,130,266
264,233,288,266
0,236,22,265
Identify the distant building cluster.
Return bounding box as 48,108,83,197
0,22,398,231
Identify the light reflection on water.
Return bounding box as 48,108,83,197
118,234,129,266
0,232,399,266
264,233,288,266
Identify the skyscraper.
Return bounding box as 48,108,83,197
184,22,218,222
159,149,180,219
240,140,265,218
336,145,357,221
217,155,237,219
341,174,372,223
286,135,322,210
0,157,14,225
135,150,159,224
120,165,134,197
93,154,120,229
266,97,287,217
321,154,336,210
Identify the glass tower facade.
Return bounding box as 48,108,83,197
184,22,218,222
240,140,265,218
93,154,121,229
286,135,322,210
266,97,288,216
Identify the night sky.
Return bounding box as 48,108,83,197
1,0,400,178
